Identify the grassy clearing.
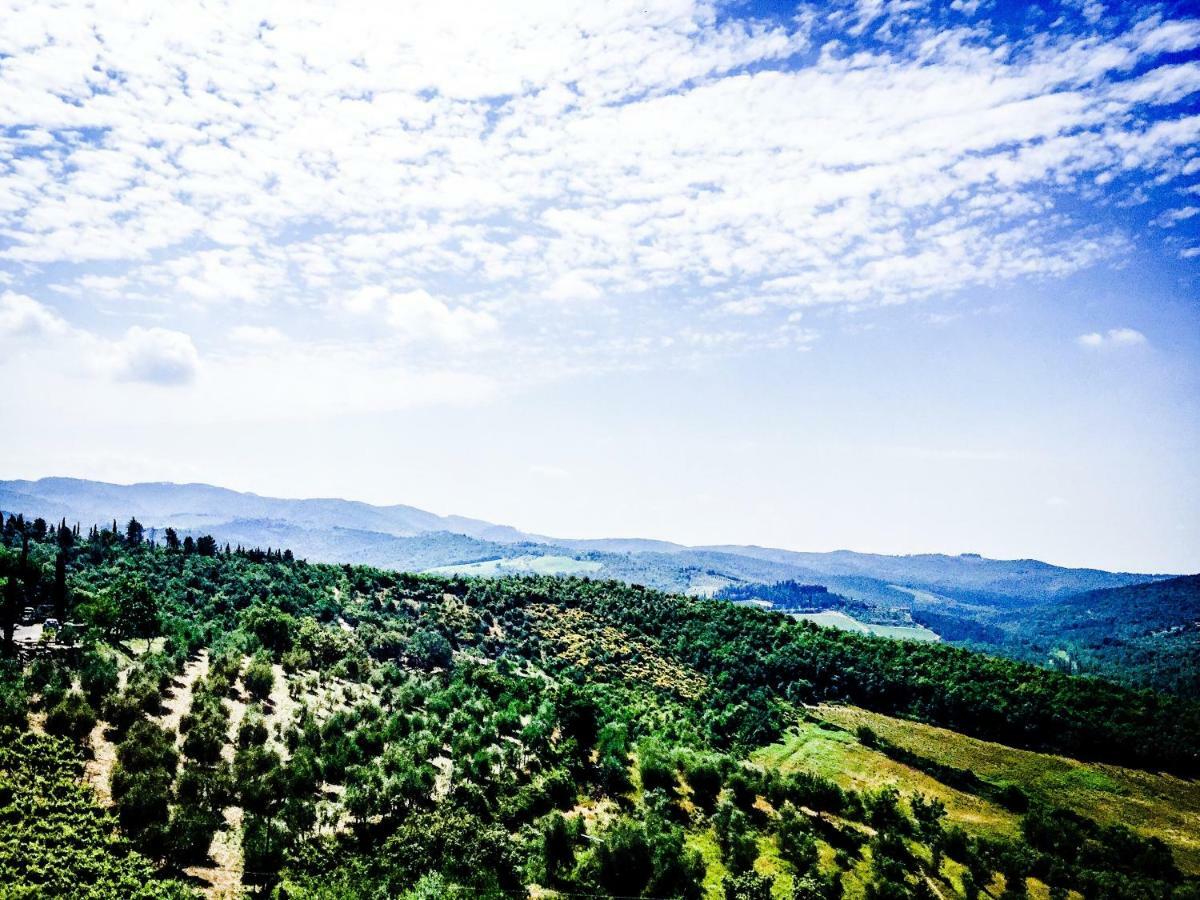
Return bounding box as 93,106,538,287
753,717,1019,839
792,610,941,642
813,704,1200,875
423,555,602,577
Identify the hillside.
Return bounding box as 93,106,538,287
982,575,1200,695
1,513,1198,899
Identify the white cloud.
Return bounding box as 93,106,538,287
109,326,200,385
1077,327,1148,348
383,290,498,344
543,273,603,302
0,291,68,337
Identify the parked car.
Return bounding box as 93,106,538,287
43,618,60,632
20,607,35,625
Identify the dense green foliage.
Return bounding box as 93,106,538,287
986,575,1200,696
718,574,1200,696
0,513,1197,898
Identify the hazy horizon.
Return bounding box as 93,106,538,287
2,0,1198,573
0,471,1190,575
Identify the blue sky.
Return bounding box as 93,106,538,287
1,0,1197,571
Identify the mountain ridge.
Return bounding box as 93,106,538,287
0,477,1175,606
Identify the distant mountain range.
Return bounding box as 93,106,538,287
8,476,1196,692
0,477,1169,607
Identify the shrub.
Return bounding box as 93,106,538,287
724,871,775,900
238,705,269,749
45,692,97,742
684,754,723,810
80,648,119,706
244,653,275,702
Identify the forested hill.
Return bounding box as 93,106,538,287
2,514,1198,899
984,574,1200,696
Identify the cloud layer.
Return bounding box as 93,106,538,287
0,0,1197,395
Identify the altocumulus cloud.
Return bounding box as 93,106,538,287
0,0,1196,394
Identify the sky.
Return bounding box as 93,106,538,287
1,0,1198,573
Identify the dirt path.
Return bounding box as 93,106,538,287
84,719,117,806
264,663,294,760
159,650,209,747
185,805,245,899
190,656,248,898
220,657,249,764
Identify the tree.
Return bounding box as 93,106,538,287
597,721,631,794
237,705,269,749
0,659,28,729
778,803,819,876
911,794,946,843
53,520,74,620
234,744,285,816
793,873,843,900
80,648,119,705
638,739,677,792
0,551,23,654
408,628,453,670
543,812,574,885
45,691,97,742
111,720,178,856
196,535,217,557
242,605,295,655
594,818,654,898
684,754,723,810
714,801,758,874
113,575,159,645
125,518,144,546
645,817,705,900
163,527,180,551
242,813,287,881
244,652,275,701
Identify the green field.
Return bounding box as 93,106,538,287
793,610,941,642
809,704,1200,875
753,715,1020,839
422,554,603,577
